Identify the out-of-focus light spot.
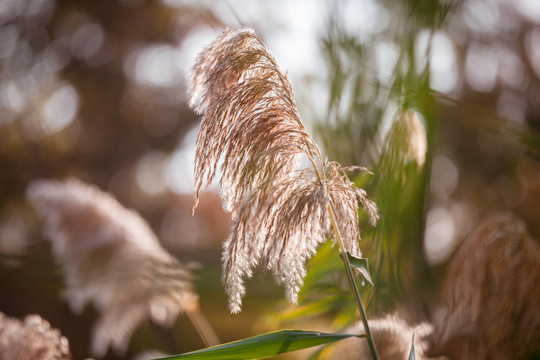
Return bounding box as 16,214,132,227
515,0,540,24
465,43,498,92
30,61,52,86
161,208,199,250
525,28,540,78
266,0,326,79
42,37,72,73
463,0,500,34
415,30,430,73
0,0,24,22
175,26,218,82
429,31,458,94
150,303,169,324
375,41,399,84
344,0,389,43
497,90,526,123
0,0,54,24
24,0,55,19
0,26,18,59
166,146,195,194
166,148,195,193
9,41,33,73
142,109,180,138
165,125,200,194
42,84,79,134
430,154,459,198
299,78,327,127
449,201,476,238
124,44,181,87
71,23,105,62
378,101,400,142
496,45,526,89
135,151,168,195
424,206,456,265
4,80,27,113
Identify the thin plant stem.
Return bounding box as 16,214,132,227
186,309,221,347
327,202,380,360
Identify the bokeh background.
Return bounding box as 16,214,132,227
1,0,540,359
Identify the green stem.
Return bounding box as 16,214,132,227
327,203,380,360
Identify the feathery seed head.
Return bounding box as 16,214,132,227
0,313,71,360
330,315,434,360
385,109,427,170
27,178,198,356
190,28,378,313
191,28,321,213
438,213,540,359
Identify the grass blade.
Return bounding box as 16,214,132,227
154,330,364,360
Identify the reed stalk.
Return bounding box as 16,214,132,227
327,202,379,360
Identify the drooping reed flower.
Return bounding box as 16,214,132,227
383,109,427,173
190,28,378,314
436,213,540,359
370,108,428,310
27,178,199,357
0,312,71,360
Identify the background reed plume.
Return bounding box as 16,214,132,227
0,313,71,360
368,108,428,312
330,314,435,360
435,213,540,359
27,178,202,357
190,28,378,314
382,110,427,173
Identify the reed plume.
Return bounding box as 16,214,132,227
370,108,428,311
190,28,378,314
0,312,71,360
436,213,540,359
330,315,435,360
27,178,202,357
384,109,427,171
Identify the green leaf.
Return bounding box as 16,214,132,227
275,295,345,321
154,330,364,360
300,242,342,299
346,253,374,286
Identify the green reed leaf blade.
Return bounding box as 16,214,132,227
346,253,374,286
154,330,363,360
